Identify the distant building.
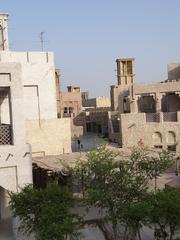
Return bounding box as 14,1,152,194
110,58,180,151
60,86,82,118
57,85,83,137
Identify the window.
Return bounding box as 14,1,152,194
154,145,163,149
167,131,176,144
64,107,68,114
152,132,162,144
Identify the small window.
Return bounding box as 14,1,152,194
64,107,68,114
154,145,163,149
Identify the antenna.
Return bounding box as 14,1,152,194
39,31,45,51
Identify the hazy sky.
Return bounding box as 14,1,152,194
1,0,180,97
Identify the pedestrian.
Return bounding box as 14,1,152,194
80,143,83,152
77,139,81,151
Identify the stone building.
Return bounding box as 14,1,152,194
0,13,32,237
0,16,71,156
57,85,83,137
110,58,180,152
75,89,110,136
75,109,109,135
59,86,82,118
0,13,72,238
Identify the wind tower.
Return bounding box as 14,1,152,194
116,58,135,85
0,13,9,50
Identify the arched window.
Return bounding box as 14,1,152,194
152,132,162,144
167,131,176,144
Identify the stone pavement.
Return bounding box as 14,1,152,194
72,133,107,152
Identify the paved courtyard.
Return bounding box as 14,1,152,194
71,133,108,152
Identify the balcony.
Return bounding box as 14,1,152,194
146,113,160,122
0,124,12,145
146,112,178,123
163,112,177,122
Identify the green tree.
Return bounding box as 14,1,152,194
137,149,174,192
74,146,173,240
9,183,81,240
147,188,180,240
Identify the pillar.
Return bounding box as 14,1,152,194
130,95,139,113
155,93,162,112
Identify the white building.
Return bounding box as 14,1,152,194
0,13,71,238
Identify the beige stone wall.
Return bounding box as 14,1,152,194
0,51,72,155
0,63,32,221
108,111,121,143
133,81,180,95
84,96,111,108
96,97,111,108
26,118,72,156
110,85,130,112
0,51,57,120
120,112,180,151
71,124,83,138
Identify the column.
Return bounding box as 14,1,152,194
130,95,139,113
155,93,162,113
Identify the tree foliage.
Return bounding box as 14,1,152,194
9,146,175,240
147,188,180,240
74,146,174,240
9,183,81,240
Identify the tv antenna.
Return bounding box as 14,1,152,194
39,31,45,51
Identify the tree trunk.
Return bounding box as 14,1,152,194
112,222,118,240
123,225,128,240
157,223,167,240
169,225,175,240
137,228,142,240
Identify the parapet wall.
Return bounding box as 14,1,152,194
0,51,54,65
121,112,180,151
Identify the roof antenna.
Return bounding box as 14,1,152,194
39,31,45,51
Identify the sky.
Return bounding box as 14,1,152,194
1,0,180,97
